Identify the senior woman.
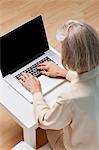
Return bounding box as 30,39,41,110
20,20,99,150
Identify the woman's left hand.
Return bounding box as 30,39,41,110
20,72,42,95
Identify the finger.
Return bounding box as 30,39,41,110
37,65,48,70
38,63,45,66
27,73,36,79
38,62,49,66
33,75,39,82
27,73,38,82
27,72,33,78
20,79,25,85
20,79,30,91
20,75,26,82
40,71,49,76
21,72,29,79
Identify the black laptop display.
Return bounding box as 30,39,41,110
0,15,49,77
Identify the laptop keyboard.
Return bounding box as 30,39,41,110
15,56,52,80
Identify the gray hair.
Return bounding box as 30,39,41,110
56,20,99,72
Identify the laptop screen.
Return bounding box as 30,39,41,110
0,15,49,77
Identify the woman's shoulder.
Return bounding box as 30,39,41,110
57,81,90,103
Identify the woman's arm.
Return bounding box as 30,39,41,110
33,92,72,130
20,73,72,130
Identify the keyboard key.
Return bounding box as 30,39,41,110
15,56,52,79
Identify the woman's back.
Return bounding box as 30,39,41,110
62,66,99,149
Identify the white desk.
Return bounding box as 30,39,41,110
0,47,70,148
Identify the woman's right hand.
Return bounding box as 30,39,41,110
37,61,68,78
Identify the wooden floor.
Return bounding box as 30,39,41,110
0,0,99,149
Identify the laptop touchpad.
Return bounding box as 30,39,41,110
39,75,64,95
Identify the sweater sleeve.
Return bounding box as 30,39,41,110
33,92,72,130
66,70,79,82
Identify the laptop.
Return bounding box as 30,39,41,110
0,15,65,103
